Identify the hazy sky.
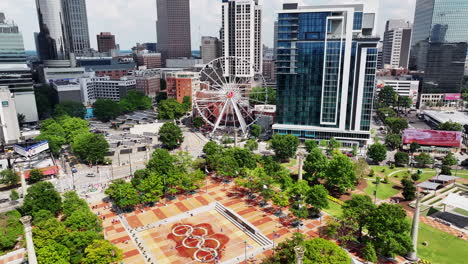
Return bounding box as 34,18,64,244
0,0,416,51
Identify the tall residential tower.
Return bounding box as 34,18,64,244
382,19,412,69
221,0,262,76
273,3,379,146
156,0,192,63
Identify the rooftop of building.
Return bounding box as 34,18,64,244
282,3,364,11
423,110,468,126
376,75,418,81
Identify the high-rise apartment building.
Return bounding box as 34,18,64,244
382,19,412,69
0,88,21,144
0,13,27,63
35,0,70,62
410,0,468,94
201,36,221,64
156,0,192,62
62,0,91,55
273,3,379,146
97,32,116,53
221,0,262,76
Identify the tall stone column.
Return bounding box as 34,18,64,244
294,245,305,264
297,151,305,181
20,216,37,264
19,167,27,198
407,190,422,261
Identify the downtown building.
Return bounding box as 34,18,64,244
156,0,192,63
410,0,468,97
0,13,39,123
201,36,221,64
62,0,91,56
221,0,262,76
273,3,379,146
382,19,412,69
97,32,116,53
165,72,199,104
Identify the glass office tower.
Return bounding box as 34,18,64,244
62,0,91,55
273,3,379,146
0,13,26,63
410,0,468,94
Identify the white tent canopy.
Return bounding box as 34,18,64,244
441,193,468,211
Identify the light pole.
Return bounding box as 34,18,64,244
272,230,276,253
129,152,133,177
297,151,305,181
407,189,423,261
244,241,247,264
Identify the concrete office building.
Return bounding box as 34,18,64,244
62,0,90,55
35,0,71,66
156,0,192,61
136,53,162,69
410,0,468,95
273,3,379,146
97,32,116,53
382,19,412,69
0,88,20,144
165,72,199,103
52,79,82,103
221,0,262,76
165,58,203,68
376,76,419,106
131,70,161,98
41,67,86,83
201,36,221,64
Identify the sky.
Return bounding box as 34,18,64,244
0,0,416,51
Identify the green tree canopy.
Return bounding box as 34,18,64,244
304,140,318,152
270,134,299,162
305,185,329,214
324,152,357,193
148,148,177,176
0,169,19,187
192,116,204,129
35,133,66,155
442,152,458,166
54,101,86,118
377,86,398,108
61,117,89,142
385,117,408,134
394,152,410,167
410,142,420,153
385,134,402,150
104,180,140,210
36,243,70,264
401,177,416,201
250,124,262,138
244,139,259,151
342,195,376,241
303,148,328,183
326,138,342,156
158,99,187,120
28,169,45,184
377,107,397,121
367,143,387,164
250,86,276,105
93,99,122,122
158,122,184,150
120,91,152,112
71,132,109,164
22,182,62,216
64,210,102,232
438,121,463,131
82,240,123,264
414,153,434,168
398,96,413,110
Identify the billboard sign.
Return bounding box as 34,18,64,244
14,141,50,157
403,129,462,147
445,93,461,100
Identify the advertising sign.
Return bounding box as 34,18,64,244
403,129,462,147
444,93,461,100
14,141,50,157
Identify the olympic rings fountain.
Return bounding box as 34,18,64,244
171,224,223,262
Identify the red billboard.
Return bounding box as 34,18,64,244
444,93,461,100
403,129,462,147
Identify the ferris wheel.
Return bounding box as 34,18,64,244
193,56,268,137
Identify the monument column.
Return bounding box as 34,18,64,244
20,216,37,264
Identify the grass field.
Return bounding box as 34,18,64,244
453,208,468,216
364,179,399,200
323,202,343,218
371,165,468,180
418,222,468,264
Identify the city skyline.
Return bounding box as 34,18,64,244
1,0,416,51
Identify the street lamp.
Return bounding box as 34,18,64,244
272,230,276,253
244,241,247,264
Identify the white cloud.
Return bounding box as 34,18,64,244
0,0,415,51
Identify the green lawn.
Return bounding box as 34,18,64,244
453,208,468,216
371,165,468,180
364,179,399,200
323,202,343,218
418,222,468,264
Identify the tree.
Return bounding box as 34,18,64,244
54,101,86,118
147,149,176,176
0,169,19,187
192,116,204,129
158,122,184,150
377,86,398,108
438,121,463,131
17,113,26,125
155,91,167,102
121,91,152,111
398,96,413,113
441,165,452,175
366,203,412,257
92,99,122,122
82,240,123,264
269,134,299,162
354,158,370,181
203,141,223,157
287,180,310,202
62,191,88,218
105,180,140,210
22,182,62,216
158,99,187,120
250,124,262,138
0,210,22,252
35,133,66,155
64,210,102,232
60,117,89,142
303,148,328,183
133,172,164,204
304,140,318,152
62,231,103,264
9,189,19,201
216,155,239,177
410,142,420,153
72,132,109,164
305,185,329,215
326,138,342,156
401,177,416,201
394,152,410,167
244,139,258,151
367,143,387,164
377,107,397,121
442,153,458,166
250,86,276,105
182,96,191,111
385,117,408,134
28,169,45,184
36,243,70,264
414,153,434,168
385,134,402,150
272,191,290,214
324,152,357,193
342,195,376,241
362,242,378,263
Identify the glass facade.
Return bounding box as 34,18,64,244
275,5,378,145
410,0,468,93
62,0,90,55
0,16,26,63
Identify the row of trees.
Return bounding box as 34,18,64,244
157,97,191,120
326,194,412,261
35,115,109,163
93,91,153,122
21,182,122,264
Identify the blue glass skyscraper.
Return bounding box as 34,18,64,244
273,3,379,146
